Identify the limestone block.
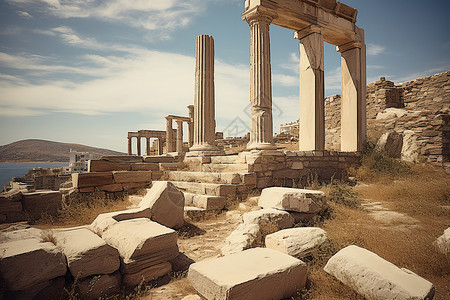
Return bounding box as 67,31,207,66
54,227,120,278
89,208,152,236
21,191,62,219
78,272,121,299
0,238,67,291
243,208,294,230
101,156,143,163
259,187,327,213
89,160,131,172
98,183,123,192
139,181,185,229
434,227,450,255
182,295,202,300
324,245,435,300
3,277,65,300
265,227,327,258
188,248,307,300
122,262,171,286
72,172,114,188
130,162,159,171
0,228,42,243
376,108,407,120
401,130,419,163
220,223,261,256
376,130,403,158
144,156,176,163
113,171,152,183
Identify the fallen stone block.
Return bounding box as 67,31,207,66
122,262,172,286
324,245,435,300
54,227,120,278
188,248,307,300
265,227,327,258
130,162,159,171
21,191,62,219
101,156,143,163
0,227,42,243
88,160,131,172
89,208,151,236
3,276,65,300
259,187,327,213
78,272,121,300
0,238,67,291
72,172,114,188
243,208,294,231
434,227,449,255
139,181,185,229
221,223,261,256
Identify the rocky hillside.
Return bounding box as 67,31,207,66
0,139,125,162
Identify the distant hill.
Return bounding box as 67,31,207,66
0,139,125,162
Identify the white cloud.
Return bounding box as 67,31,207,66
325,66,341,91
273,74,297,87
393,65,450,83
7,0,204,34
17,11,32,18
367,43,385,56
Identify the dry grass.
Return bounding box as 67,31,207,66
33,190,131,228
39,229,57,245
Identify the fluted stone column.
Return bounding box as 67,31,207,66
146,137,151,156
166,117,174,153
295,26,325,151
243,9,276,150
187,105,194,147
157,139,164,155
338,28,366,152
136,136,141,156
176,120,184,153
190,35,219,152
127,137,132,155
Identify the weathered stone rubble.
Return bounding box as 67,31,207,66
259,187,328,213
324,245,435,300
434,227,450,255
188,248,307,300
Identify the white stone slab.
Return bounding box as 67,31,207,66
188,248,307,300
220,223,261,256
243,208,294,229
89,207,151,236
139,181,185,229
54,227,120,278
259,187,327,213
324,245,435,300
434,227,449,254
265,227,327,258
0,238,67,291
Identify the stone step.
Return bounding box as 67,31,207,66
210,154,247,164
184,192,226,210
184,206,207,221
157,181,246,197
167,171,242,184
159,162,185,171
201,163,249,173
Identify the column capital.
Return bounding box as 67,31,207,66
294,25,322,40
337,41,362,53
241,7,275,25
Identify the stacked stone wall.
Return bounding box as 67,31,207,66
324,70,450,167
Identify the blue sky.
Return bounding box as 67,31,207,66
0,0,449,153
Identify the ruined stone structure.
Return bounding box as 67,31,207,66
127,130,166,156
242,0,366,152
325,71,449,168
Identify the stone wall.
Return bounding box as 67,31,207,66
324,70,450,168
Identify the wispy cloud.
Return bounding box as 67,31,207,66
367,43,385,56
393,65,450,83
325,66,341,92
17,11,32,18
6,0,204,35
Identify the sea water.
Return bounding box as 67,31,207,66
0,162,68,190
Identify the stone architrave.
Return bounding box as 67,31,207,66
338,29,366,152
243,9,276,150
176,120,184,153
295,25,325,151
166,117,174,153
190,35,219,152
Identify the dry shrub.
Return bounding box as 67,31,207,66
39,229,56,245
34,190,130,228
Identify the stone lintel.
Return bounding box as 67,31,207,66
337,41,362,53
294,25,321,40
166,115,191,122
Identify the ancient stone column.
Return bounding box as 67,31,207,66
187,105,194,148
157,139,164,155
190,35,219,152
295,26,325,151
165,117,174,153
243,9,276,150
176,120,184,153
338,28,366,152
146,137,151,156
127,137,132,155
136,136,141,156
